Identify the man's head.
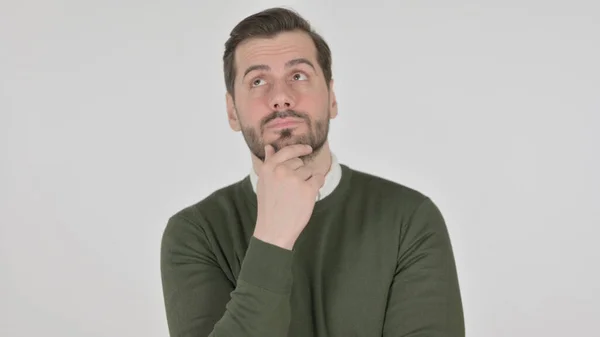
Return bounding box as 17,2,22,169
223,7,338,162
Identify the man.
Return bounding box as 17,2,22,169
160,7,464,337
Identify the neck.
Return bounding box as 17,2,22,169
251,140,333,177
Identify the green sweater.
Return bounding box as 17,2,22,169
160,164,464,336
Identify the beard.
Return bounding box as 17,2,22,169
239,108,329,163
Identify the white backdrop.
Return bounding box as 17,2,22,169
2,1,599,336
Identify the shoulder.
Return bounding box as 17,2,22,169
342,165,449,240
341,164,446,227
344,164,432,212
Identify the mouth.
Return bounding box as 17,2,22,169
265,118,304,129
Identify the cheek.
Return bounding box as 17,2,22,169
237,97,270,126
298,90,329,112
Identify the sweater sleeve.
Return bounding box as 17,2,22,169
160,214,293,337
382,198,465,337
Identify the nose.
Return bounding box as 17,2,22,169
269,82,295,111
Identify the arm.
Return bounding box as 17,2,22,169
160,214,293,337
382,198,465,337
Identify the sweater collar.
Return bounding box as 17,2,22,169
249,152,343,201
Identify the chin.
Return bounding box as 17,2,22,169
271,135,309,151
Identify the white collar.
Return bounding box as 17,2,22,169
249,152,342,201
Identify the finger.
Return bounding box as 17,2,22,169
264,144,275,161
294,166,313,181
282,157,304,170
267,144,312,164
307,173,326,190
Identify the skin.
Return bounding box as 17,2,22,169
225,30,338,178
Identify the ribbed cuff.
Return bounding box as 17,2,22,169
238,236,294,294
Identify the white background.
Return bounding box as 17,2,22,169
2,0,598,336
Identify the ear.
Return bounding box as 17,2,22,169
328,79,338,119
226,92,241,132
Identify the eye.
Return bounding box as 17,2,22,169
292,72,308,81
251,78,266,87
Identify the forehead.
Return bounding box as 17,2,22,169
234,31,319,73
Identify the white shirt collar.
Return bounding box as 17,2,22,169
249,152,342,201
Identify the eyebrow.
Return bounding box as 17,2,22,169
242,58,316,79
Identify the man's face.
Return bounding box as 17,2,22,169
226,30,337,162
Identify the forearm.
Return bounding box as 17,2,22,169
161,216,294,337
209,237,294,337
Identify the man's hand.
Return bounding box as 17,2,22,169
253,144,325,250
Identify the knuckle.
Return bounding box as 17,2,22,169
274,165,288,177
290,176,301,185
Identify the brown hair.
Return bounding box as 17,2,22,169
223,7,332,97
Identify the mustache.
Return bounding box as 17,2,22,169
261,110,309,128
